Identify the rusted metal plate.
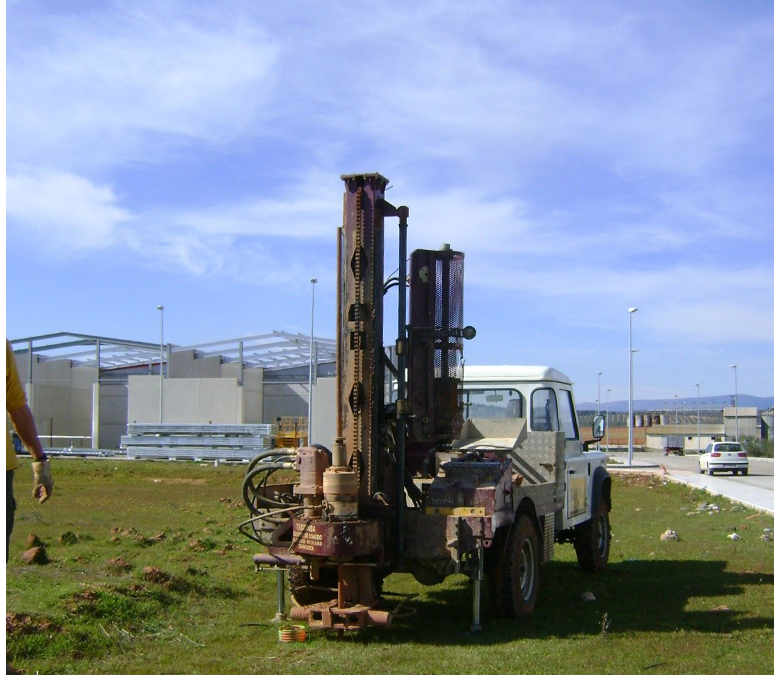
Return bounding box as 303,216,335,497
446,514,493,552
404,511,450,559
290,600,392,630
291,518,382,557
404,511,495,559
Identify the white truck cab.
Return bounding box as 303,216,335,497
461,364,610,540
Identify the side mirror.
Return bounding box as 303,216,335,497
592,414,605,440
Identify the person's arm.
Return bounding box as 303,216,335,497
8,403,53,502
8,403,46,461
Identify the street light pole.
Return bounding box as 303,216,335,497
606,388,611,452
695,383,701,454
596,372,602,451
597,372,602,415
156,305,164,424
730,364,738,441
308,279,318,446
628,307,638,467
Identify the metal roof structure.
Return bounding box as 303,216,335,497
177,332,337,371
10,331,337,372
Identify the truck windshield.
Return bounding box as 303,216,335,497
460,388,523,419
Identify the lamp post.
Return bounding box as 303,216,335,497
597,372,602,415
596,372,602,450
695,383,701,454
606,388,612,452
308,279,318,445
628,307,638,466
674,394,678,431
156,305,164,424
729,364,738,441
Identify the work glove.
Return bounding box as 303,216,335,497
32,458,54,503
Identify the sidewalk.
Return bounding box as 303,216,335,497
608,456,774,515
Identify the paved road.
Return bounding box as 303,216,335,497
608,450,774,514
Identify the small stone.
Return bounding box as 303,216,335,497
26,533,42,547
727,533,741,541
581,591,596,602
660,529,679,541
21,546,48,565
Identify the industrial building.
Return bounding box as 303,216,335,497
9,332,773,457
9,332,338,454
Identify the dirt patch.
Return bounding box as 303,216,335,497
143,566,200,594
143,477,207,485
614,473,665,489
187,538,217,552
219,497,243,508
59,531,79,545
6,612,61,637
106,557,133,572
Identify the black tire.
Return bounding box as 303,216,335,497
699,464,705,474
574,496,611,573
494,513,540,619
742,469,748,476
732,470,738,476
707,465,714,476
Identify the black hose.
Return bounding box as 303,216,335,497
242,461,298,515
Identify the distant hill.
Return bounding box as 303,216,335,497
578,394,773,413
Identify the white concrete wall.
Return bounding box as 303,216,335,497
28,383,93,448
97,383,129,449
128,375,245,424
314,377,336,448
17,356,96,449
263,383,309,425
241,368,264,424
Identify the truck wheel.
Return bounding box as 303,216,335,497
494,514,540,618
574,496,610,573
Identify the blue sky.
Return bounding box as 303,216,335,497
5,1,774,403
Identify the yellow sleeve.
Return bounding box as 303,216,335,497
7,340,25,470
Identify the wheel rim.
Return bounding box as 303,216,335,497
597,513,609,558
519,538,536,602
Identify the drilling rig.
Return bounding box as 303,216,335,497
239,172,611,631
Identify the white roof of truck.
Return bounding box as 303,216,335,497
463,365,572,385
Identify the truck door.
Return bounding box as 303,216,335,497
530,387,588,521
559,387,589,520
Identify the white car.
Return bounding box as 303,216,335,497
698,442,749,476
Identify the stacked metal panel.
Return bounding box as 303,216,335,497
121,423,279,461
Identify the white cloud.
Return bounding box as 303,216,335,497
6,170,132,254
8,4,279,169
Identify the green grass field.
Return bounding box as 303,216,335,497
6,459,774,675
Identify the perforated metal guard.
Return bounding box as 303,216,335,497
409,248,466,442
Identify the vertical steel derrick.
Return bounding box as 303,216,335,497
339,173,389,503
